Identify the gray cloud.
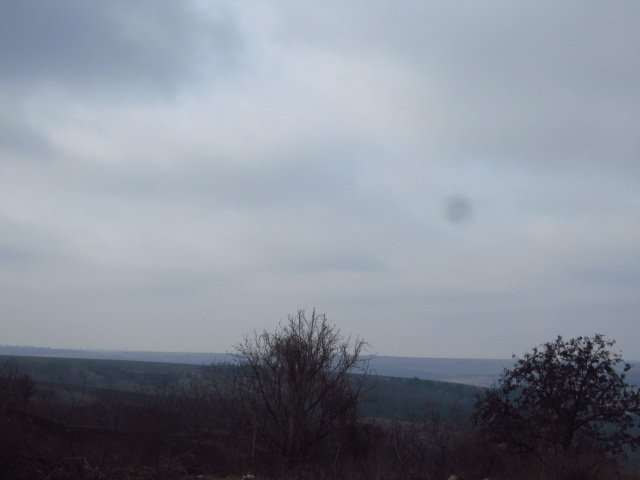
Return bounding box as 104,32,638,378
277,2,640,170
0,114,51,157
0,0,243,97
0,1,639,358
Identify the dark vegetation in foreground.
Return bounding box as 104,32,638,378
1,312,640,480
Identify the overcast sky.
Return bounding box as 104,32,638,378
1,1,639,358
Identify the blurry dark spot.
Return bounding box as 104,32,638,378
444,195,473,224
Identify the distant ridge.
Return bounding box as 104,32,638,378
368,355,511,386
1,345,637,388
0,345,232,365
0,345,506,386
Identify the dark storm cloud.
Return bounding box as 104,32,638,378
0,0,242,95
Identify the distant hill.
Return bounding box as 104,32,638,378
1,345,637,388
0,354,200,392
360,374,482,419
0,354,481,421
0,345,232,365
0,345,506,386
369,356,510,387
368,355,640,388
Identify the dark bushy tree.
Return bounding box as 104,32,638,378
235,309,369,465
473,334,640,458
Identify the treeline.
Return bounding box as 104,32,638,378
1,311,640,479
0,359,492,479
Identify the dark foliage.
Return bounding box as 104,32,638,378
2,330,640,479
473,334,640,460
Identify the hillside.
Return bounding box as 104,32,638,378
1,354,480,420
3,345,638,388
0,345,510,386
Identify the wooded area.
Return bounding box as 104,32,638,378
1,319,639,480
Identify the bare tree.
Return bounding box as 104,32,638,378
235,309,370,465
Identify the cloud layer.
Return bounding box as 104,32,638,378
1,1,639,358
